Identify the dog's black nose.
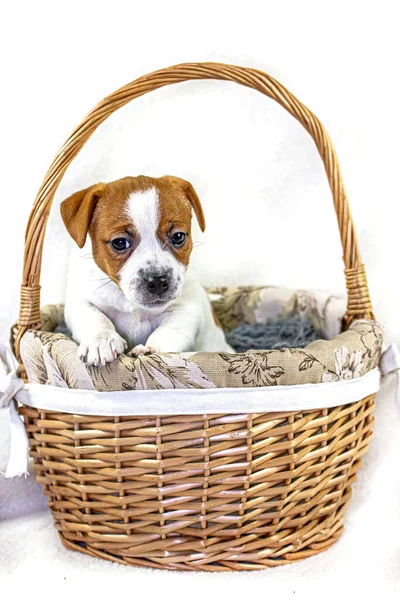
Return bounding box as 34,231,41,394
146,275,170,296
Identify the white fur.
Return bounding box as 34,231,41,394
64,187,233,366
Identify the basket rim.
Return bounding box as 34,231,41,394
17,367,380,416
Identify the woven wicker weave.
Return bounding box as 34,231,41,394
19,399,374,570
14,63,377,570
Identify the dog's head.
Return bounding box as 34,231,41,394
61,175,205,310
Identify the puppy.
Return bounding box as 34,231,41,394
61,175,233,366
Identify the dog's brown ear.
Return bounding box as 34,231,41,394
60,183,106,248
161,176,206,232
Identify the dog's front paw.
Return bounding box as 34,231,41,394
79,332,128,366
128,344,159,358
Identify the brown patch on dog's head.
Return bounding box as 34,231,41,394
159,176,205,232
154,176,205,268
60,182,107,248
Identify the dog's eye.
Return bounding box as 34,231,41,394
111,238,131,251
171,232,186,247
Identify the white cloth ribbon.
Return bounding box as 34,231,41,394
0,345,30,478
380,343,400,415
0,341,399,478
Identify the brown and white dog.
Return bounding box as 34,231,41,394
61,175,233,366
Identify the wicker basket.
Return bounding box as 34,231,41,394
13,62,379,571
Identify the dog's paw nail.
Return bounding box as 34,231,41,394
146,346,158,355
129,344,156,357
79,349,88,363
145,348,156,355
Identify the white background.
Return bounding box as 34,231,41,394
0,0,399,597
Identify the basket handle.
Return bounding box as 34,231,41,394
14,62,374,364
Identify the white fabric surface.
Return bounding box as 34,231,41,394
381,343,400,416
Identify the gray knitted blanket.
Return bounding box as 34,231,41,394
226,316,322,352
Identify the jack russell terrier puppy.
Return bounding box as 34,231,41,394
61,175,233,366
